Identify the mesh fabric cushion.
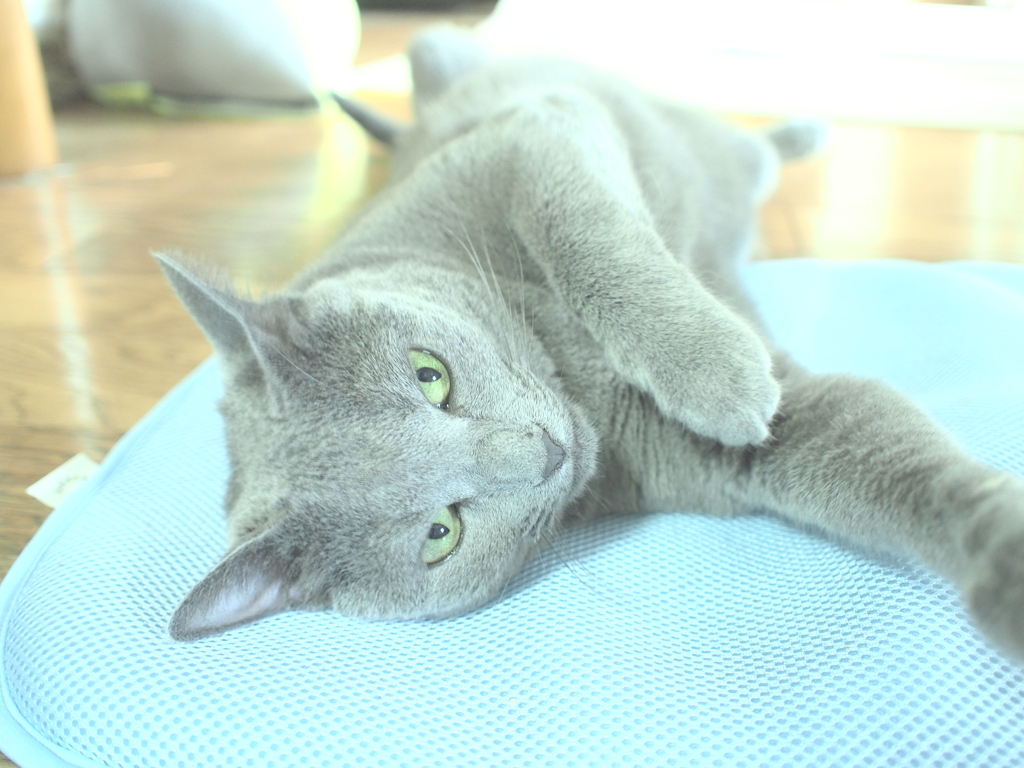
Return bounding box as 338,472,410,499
2,259,1023,768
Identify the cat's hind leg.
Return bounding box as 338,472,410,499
764,118,829,162
409,27,490,111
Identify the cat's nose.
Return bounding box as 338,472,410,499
541,429,565,480
470,424,562,488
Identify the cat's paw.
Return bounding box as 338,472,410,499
961,478,1024,662
612,314,780,446
652,338,779,447
965,534,1024,663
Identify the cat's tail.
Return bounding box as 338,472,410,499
764,118,829,161
330,93,405,145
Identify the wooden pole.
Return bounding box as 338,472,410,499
0,0,60,177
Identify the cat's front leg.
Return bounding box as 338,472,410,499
631,362,1024,661
958,474,1024,659
593,263,779,447
495,95,778,446
757,371,1024,661
692,364,1024,663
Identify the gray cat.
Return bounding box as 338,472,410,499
160,28,1024,662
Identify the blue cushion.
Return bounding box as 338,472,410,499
2,259,1023,768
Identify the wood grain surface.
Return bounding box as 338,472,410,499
2,4,1023,767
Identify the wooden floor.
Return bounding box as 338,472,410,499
1,8,1023,765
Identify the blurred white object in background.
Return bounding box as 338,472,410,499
23,0,360,109
346,0,1024,130
474,0,1024,130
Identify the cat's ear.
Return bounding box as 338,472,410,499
169,527,304,641
408,27,489,110
155,252,304,413
156,252,258,360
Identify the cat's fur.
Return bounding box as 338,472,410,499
160,28,1024,662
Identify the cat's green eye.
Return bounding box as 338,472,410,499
421,506,462,565
409,349,451,408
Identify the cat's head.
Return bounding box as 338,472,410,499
158,253,599,640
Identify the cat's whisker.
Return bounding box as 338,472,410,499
448,224,505,343
497,568,516,604
453,220,495,301
583,483,612,518
480,235,530,369
549,523,605,588
448,219,532,370
540,530,608,604
472,231,512,351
